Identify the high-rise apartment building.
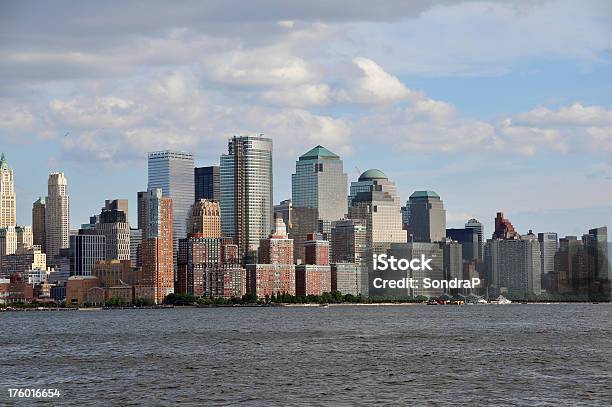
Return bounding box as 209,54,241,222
148,151,194,260
407,191,446,243
296,233,332,297
32,197,46,252
331,219,367,296
188,199,221,238
0,154,16,229
493,212,518,240
290,145,347,262
194,166,220,202
220,135,273,263
246,218,295,298
348,169,406,296
485,232,542,296
140,188,174,304
45,173,70,259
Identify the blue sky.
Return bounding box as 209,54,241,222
1,0,611,237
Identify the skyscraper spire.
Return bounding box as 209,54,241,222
0,152,16,228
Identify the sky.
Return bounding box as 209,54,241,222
1,0,611,237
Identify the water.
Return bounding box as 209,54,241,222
1,304,611,406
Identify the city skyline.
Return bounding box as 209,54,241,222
1,1,611,237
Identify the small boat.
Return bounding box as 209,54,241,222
495,295,512,304
426,299,438,305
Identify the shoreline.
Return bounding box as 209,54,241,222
1,301,608,312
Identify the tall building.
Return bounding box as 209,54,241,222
137,191,147,230
440,239,465,293
274,199,293,229
0,226,17,259
94,208,130,260
32,197,46,252
296,233,332,297
493,212,518,240
385,242,445,298
188,199,221,238
331,219,367,295
407,191,446,243
348,169,406,296
140,188,174,304
465,218,484,261
246,218,295,298
129,228,142,268
583,227,610,300
103,199,129,220
290,145,347,262
194,166,220,202
446,228,479,262
304,233,329,266
485,232,542,297
0,153,16,229
45,173,70,259
148,151,194,261
69,232,106,276
553,236,583,295
220,135,273,263
538,232,558,291
15,226,33,250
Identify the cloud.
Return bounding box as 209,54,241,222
337,58,413,103
513,103,612,126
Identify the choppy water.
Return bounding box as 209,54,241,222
1,304,611,406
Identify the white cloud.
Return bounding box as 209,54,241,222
513,103,612,126
337,57,413,103
263,83,331,107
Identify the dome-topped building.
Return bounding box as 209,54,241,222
358,169,387,181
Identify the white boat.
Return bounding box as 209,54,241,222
477,298,488,304
496,295,512,304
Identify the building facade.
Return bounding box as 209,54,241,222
32,198,46,252
290,145,347,262
69,233,106,276
188,199,221,238
220,135,273,263
194,166,220,202
407,190,446,243
0,153,16,229
45,173,70,259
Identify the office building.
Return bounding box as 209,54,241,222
140,188,174,304
348,169,406,296
45,173,70,259
194,166,220,202
129,228,142,268
274,199,293,229
69,232,106,276
94,207,130,261
32,198,46,252
220,135,273,263
137,191,147,230
407,190,446,243
148,150,194,261
188,199,221,238
583,227,610,300
465,218,484,261
538,232,558,291
331,263,360,296
0,153,16,229
446,228,479,262
290,145,347,262
385,242,445,298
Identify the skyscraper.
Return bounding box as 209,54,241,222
32,197,46,252
290,145,348,262
348,169,406,296
407,191,446,243
137,191,147,230
194,166,220,202
493,212,518,240
274,199,293,229
94,207,130,260
0,153,16,228
188,199,221,238
148,151,194,261
103,199,129,221
538,232,558,291
465,218,484,261
584,227,610,300
220,135,273,263
69,232,106,276
446,228,479,262
45,173,70,260
140,188,174,304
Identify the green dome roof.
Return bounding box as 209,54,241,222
299,145,339,160
410,190,440,199
358,169,387,181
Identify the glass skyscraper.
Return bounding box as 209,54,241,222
147,151,194,258
220,135,273,263
291,145,347,262
194,166,220,202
